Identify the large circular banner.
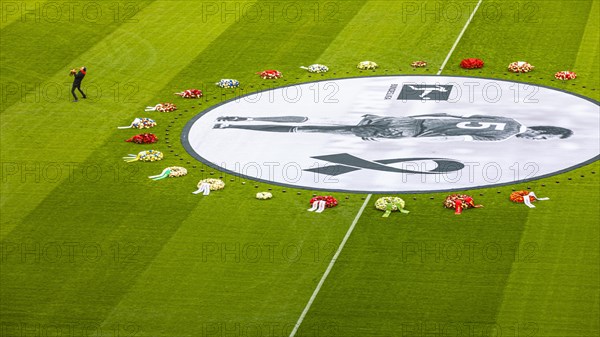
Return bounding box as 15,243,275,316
182,76,599,193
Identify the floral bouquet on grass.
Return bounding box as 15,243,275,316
123,150,163,163
216,79,240,88
256,192,273,200
145,103,177,112
554,71,577,80
175,89,203,98
357,61,378,70
310,195,338,208
460,58,484,69
411,61,427,68
508,61,534,73
308,195,338,213
300,64,329,73
125,133,158,144
444,194,482,215
118,118,156,129
148,166,187,180
510,190,549,208
374,197,409,217
257,70,282,79
193,178,225,195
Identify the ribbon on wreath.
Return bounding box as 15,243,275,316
454,199,463,215
193,182,211,195
118,118,142,129
307,200,327,213
523,192,549,208
148,168,171,180
382,202,409,217
123,154,140,163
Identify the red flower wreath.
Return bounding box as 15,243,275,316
554,71,577,80
444,194,482,215
175,89,203,98
460,58,484,69
309,195,338,208
125,133,158,144
257,70,282,79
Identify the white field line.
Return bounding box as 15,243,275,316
437,0,484,75
289,2,483,335
287,194,371,337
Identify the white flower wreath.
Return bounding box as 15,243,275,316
256,192,273,200
301,64,329,73
197,178,225,191
168,166,187,177
357,61,378,70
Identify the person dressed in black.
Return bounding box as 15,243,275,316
70,66,87,102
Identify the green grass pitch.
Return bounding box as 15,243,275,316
1,0,598,336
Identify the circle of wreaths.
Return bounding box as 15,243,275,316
411,60,427,68
198,178,225,191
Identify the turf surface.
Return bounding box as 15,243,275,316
1,1,598,336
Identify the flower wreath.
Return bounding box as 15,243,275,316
309,195,338,208
374,197,409,217
123,150,163,163
118,118,157,129
510,190,549,208
460,58,484,69
168,166,187,177
508,61,534,73
257,70,282,79
125,133,158,144
411,61,427,68
357,61,378,70
554,71,577,80
175,89,203,98
145,103,177,112
198,178,225,191
444,194,482,214
148,166,187,180
216,79,240,88
300,64,329,73
307,195,338,213
256,192,273,200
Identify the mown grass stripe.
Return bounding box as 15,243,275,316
1,0,371,332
